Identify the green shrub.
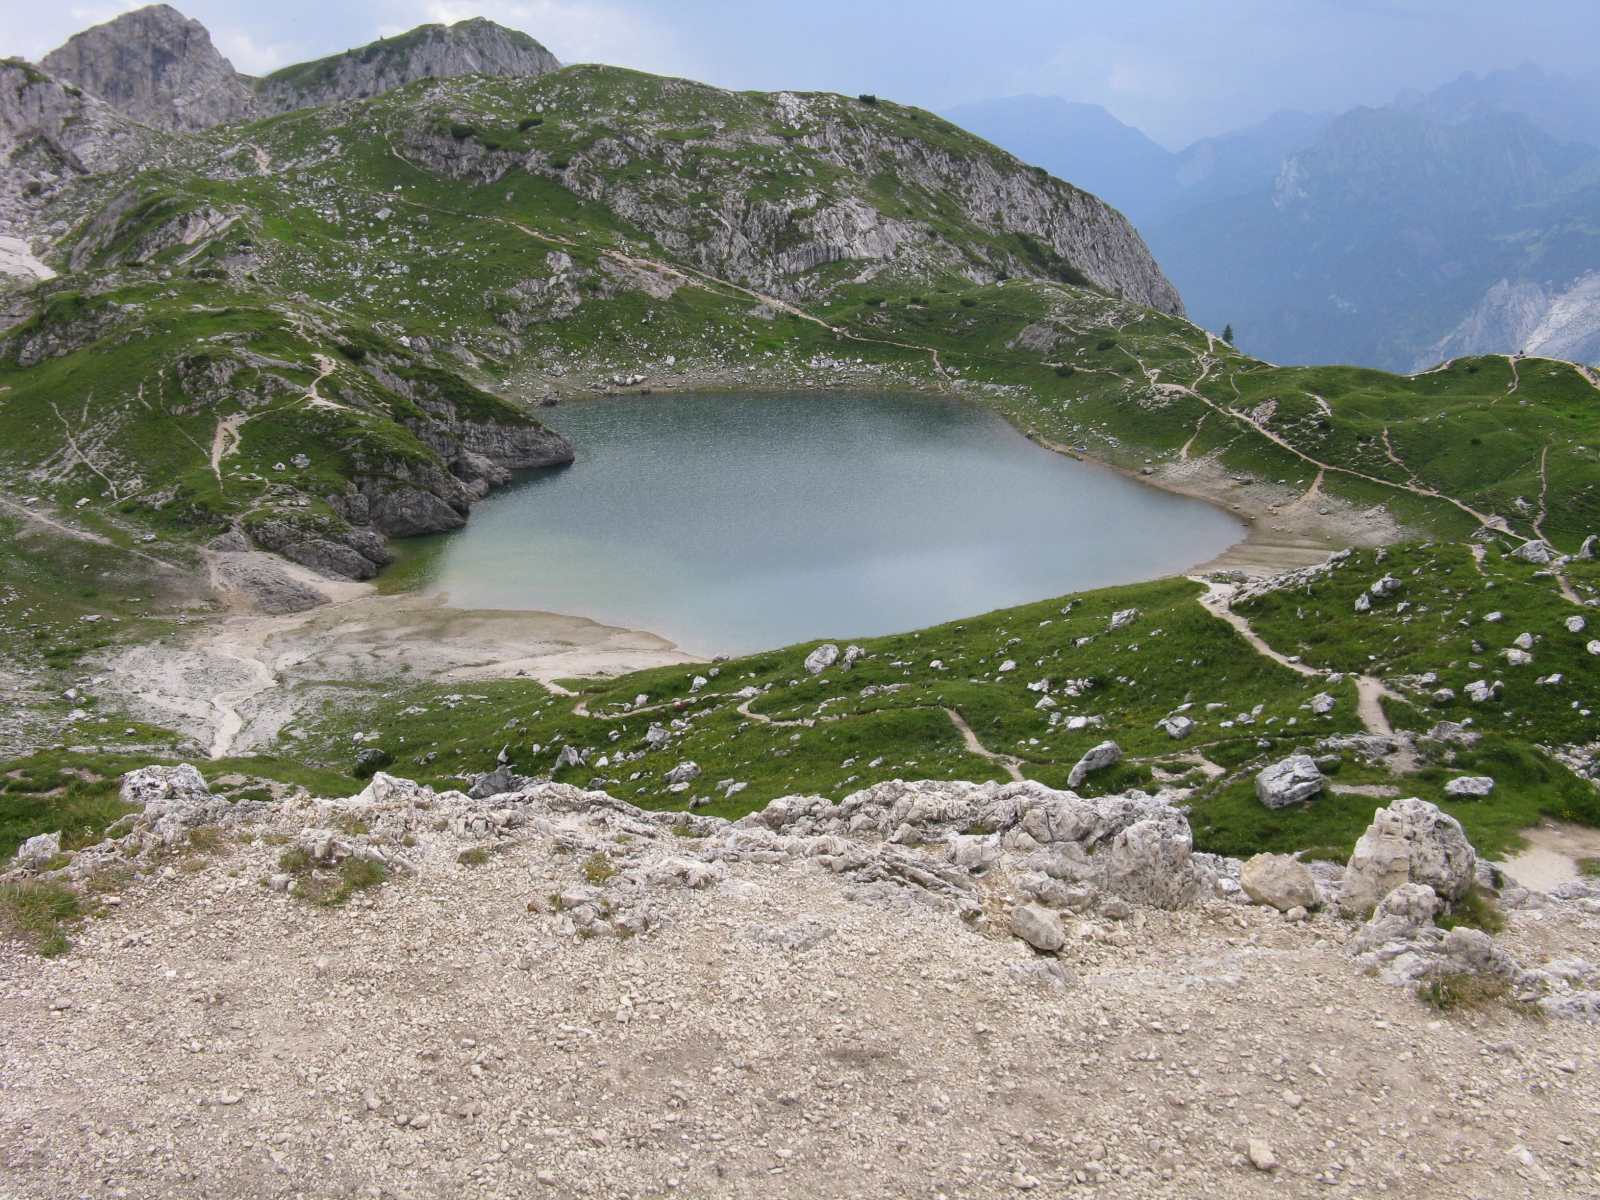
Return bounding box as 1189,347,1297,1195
581,852,617,885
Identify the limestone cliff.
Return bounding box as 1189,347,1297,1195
39,4,255,133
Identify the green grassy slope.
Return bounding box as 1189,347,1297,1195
3,65,1599,868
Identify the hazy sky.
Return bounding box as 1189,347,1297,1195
4,0,1597,146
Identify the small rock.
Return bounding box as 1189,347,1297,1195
1248,1139,1278,1171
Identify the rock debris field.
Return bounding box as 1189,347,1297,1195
3,765,1600,1198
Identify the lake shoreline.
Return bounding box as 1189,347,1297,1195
107,381,1403,757
531,376,1406,579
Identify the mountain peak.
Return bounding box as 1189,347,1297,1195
39,3,254,132
254,19,560,113
33,7,562,132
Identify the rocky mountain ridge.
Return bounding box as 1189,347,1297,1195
253,18,560,116
32,5,561,135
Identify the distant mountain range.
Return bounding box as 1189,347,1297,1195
952,66,1600,370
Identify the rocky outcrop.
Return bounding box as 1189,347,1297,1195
245,514,393,581
40,5,255,133
253,20,559,115
1339,797,1476,916
0,59,154,243
500,83,1183,314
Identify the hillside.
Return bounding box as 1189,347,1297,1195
2,13,1600,1193
0,11,1595,883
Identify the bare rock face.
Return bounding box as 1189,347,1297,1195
40,4,256,132
1339,797,1476,916
254,20,560,115
0,60,154,243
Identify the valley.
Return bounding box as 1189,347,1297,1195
2,8,1600,1198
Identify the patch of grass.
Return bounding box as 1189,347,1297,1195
0,880,83,956
278,847,388,906
1437,886,1506,934
178,825,229,862
457,846,492,866
277,845,312,873
1417,971,1509,1013
0,772,139,864
1578,857,1600,877
581,852,617,885
333,813,371,836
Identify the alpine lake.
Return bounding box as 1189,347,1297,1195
385,390,1245,655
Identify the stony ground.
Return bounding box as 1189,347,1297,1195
3,775,1599,1199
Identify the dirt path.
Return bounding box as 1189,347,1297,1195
1193,578,1321,680
1193,578,1402,747
0,495,181,572
209,413,248,482
207,647,277,758
1494,820,1600,891
1153,371,1506,535
1177,412,1207,461
943,707,1025,781
48,399,124,501
1533,442,1551,543
736,693,1025,779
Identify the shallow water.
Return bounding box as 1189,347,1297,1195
394,390,1244,655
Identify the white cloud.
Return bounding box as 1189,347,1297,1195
415,0,701,76
213,28,302,75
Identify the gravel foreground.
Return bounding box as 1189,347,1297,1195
3,771,1598,1199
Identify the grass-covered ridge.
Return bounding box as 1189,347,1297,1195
2,60,1599,878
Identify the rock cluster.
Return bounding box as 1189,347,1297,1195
10,766,1599,1033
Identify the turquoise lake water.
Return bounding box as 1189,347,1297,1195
396,390,1244,655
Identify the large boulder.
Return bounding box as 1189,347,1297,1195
1339,798,1476,916
1011,903,1066,952
804,643,840,674
1066,740,1122,789
1098,813,1205,909
1510,539,1555,564
13,830,62,870
1240,853,1318,912
1254,755,1325,809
